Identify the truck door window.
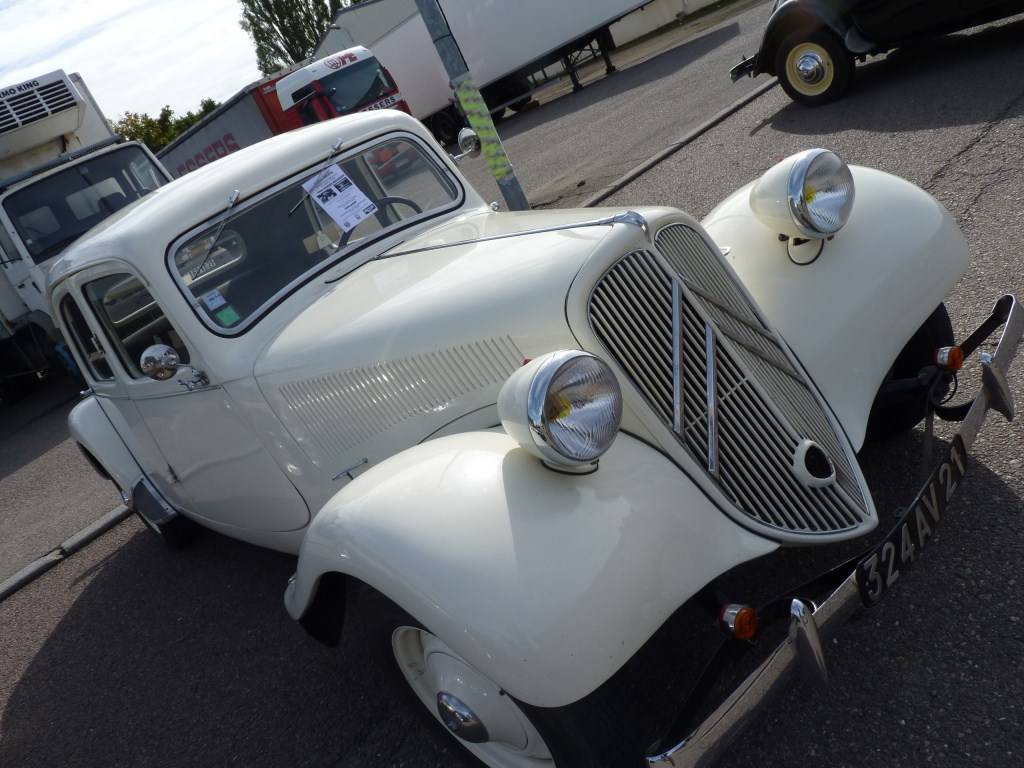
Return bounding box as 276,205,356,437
59,295,113,380
84,273,190,378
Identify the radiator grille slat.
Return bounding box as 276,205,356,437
588,225,873,538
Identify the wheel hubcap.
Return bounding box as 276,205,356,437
437,692,489,743
795,52,825,84
392,626,554,767
785,43,835,97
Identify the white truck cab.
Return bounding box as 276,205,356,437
0,70,168,397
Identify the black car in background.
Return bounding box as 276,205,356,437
732,0,1024,104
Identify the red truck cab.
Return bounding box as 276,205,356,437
275,47,410,126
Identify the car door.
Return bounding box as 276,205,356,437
73,264,310,533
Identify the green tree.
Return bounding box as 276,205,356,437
239,0,343,76
112,98,220,153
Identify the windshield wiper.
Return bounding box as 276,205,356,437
192,189,240,280
288,138,345,216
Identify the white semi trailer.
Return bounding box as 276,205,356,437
0,70,169,399
316,0,655,143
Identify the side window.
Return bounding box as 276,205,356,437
60,296,113,380
84,273,190,378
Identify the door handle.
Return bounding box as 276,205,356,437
177,368,210,391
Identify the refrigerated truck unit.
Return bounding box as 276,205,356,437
0,70,170,398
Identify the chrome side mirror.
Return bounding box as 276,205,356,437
450,128,481,163
140,344,180,381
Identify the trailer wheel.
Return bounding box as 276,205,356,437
775,29,854,106
429,109,462,147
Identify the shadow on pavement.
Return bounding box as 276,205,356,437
495,22,743,142
1,423,1020,767
0,375,80,481
754,17,1024,137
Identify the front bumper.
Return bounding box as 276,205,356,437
647,294,1023,767
729,55,758,82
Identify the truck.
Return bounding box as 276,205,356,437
0,69,170,400
157,69,305,179
315,0,657,143
158,49,407,178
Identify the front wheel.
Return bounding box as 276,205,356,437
361,589,645,767
775,29,854,106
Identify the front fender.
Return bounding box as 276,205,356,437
287,430,777,708
702,165,969,451
69,395,143,494
758,0,851,74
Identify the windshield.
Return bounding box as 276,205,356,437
320,58,396,114
171,136,460,333
3,145,166,263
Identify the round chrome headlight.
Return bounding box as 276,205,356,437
498,351,622,470
749,148,855,240
787,149,855,237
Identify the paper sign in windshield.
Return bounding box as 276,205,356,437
302,165,378,233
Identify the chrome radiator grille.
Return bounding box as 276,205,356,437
588,226,871,536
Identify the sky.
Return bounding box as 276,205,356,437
0,0,265,119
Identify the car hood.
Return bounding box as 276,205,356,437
254,208,612,481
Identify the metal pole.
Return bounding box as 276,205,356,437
414,0,530,211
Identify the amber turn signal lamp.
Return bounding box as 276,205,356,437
934,346,964,372
719,603,759,641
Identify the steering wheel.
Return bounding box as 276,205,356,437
338,196,422,248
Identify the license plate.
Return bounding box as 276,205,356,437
856,435,968,606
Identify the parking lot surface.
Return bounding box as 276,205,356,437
458,0,771,210
0,376,122,584
2,7,1024,768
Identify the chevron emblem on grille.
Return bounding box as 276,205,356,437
672,277,719,475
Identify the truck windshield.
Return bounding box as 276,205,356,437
320,58,397,114
170,136,460,333
3,145,166,263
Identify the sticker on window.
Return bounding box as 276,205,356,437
302,165,378,233
201,289,227,311
215,305,242,327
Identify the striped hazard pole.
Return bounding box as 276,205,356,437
415,0,530,211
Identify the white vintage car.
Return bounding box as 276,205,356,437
53,110,1020,767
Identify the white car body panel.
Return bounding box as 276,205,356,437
67,395,142,494
255,207,615,501
285,429,778,707
702,166,969,450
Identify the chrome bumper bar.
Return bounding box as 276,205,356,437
648,294,1023,768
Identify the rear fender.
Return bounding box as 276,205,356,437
702,165,969,451
69,395,142,495
759,0,850,74
287,430,777,708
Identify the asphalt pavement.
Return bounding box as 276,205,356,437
3,6,1024,768
0,375,122,584
457,0,772,210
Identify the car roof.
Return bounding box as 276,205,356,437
47,110,441,290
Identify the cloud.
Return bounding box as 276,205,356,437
0,0,262,117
